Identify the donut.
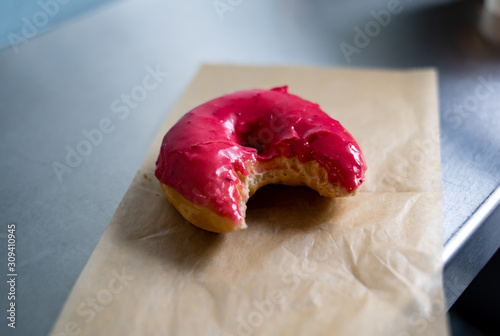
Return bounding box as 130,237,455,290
155,86,367,233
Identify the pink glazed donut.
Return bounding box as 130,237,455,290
155,86,367,233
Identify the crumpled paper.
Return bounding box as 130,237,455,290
51,65,449,336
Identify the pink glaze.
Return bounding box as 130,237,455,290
155,86,367,224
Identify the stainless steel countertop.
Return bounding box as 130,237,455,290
1,1,499,335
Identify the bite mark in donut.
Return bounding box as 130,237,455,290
155,86,367,233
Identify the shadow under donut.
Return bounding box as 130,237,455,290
245,184,339,233
114,178,224,273
116,174,338,274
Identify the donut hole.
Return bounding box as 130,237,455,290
238,132,265,154
236,120,278,155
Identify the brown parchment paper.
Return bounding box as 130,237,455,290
51,65,449,336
